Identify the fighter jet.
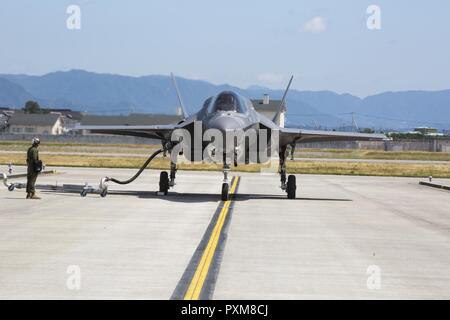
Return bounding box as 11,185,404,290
76,74,385,200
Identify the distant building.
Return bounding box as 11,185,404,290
43,108,84,120
0,107,15,117
80,113,183,135
7,113,64,135
251,94,285,127
0,108,13,131
0,113,9,132
81,113,183,126
414,127,438,135
42,108,85,133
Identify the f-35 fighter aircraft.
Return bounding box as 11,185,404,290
76,74,385,200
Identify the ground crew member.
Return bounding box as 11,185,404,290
26,137,41,199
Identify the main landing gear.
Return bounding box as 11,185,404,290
159,171,169,195
279,146,297,199
286,175,296,199
159,161,177,195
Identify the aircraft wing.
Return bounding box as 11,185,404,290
280,128,387,145
74,124,176,140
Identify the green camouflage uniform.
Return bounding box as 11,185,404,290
26,146,39,194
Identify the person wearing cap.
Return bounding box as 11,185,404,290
26,137,41,199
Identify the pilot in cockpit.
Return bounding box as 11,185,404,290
215,93,236,112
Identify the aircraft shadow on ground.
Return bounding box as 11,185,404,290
106,191,352,203
40,190,351,203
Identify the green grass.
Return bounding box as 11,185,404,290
1,141,449,178
295,148,450,161
1,141,449,160
0,140,159,154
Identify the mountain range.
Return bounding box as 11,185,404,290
1,69,449,130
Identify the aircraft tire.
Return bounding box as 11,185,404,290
221,183,229,201
287,175,296,199
100,188,108,198
159,171,169,195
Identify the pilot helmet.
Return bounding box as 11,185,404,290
32,137,41,146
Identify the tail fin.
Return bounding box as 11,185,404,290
170,72,189,119
272,75,294,125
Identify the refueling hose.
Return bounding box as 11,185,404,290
105,148,164,185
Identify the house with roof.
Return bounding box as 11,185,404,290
251,94,285,127
81,113,183,126
44,108,85,132
7,113,64,135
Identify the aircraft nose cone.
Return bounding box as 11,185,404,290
208,115,245,132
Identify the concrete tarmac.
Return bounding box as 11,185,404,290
0,167,449,299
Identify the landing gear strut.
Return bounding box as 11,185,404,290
221,163,231,201
279,146,287,191
279,146,297,199
169,161,177,187
157,141,178,195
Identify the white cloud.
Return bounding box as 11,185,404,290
257,73,285,86
304,16,326,33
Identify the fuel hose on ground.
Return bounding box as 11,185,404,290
105,148,164,185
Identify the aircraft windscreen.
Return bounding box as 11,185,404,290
210,92,247,113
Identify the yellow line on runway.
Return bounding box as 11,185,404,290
184,176,240,300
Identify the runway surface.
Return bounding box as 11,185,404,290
1,167,449,299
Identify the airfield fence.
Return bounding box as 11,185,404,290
297,139,450,152
0,133,159,145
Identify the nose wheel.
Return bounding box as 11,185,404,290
221,163,231,201
221,182,229,201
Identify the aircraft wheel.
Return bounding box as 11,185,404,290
100,188,108,198
8,184,15,192
159,171,169,195
221,183,229,201
80,189,88,197
286,175,296,199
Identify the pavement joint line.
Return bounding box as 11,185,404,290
419,181,450,191
0,170,60,180
170,176,240,300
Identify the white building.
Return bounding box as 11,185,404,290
7,113,64,135
251,94,286,127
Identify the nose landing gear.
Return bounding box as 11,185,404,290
221,183,229,201
221,163,231,201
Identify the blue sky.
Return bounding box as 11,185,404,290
0,0,449,97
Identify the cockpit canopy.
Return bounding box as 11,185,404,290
206,91,251,114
